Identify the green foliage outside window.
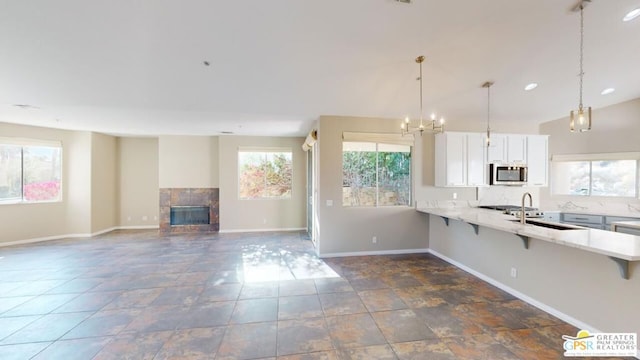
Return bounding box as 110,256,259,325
239,151,292,199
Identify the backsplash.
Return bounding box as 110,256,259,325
477,186,541,207
542,199,640,217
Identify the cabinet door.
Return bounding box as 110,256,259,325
466,133,487,186
487,134,507,163
526,135,548,186
445,133,467,186
435,132,466,187
507,135,527,163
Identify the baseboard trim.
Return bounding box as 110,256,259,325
219,227,306,234
116,225,159,230
320,248,429,258
426,248,602,333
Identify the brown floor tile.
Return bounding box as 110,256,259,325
1,312,93,344
415,304,484,338
325,313,386,349
337,344,398,359
179,301,235,329
102,288,164,310
197,283,242,303
372,309,437,343
52,291,121,313
279,279,318,297
455,302,527,332
492,328,565,360
277,318,333,356
349,277,389,291
31,336,112,360
93,330,174,360
277,350,340,360
154,327,226,359
230,298,278,324
3,293,80,316
319,292,368,316
62,308,141,339
443,334,520,360
239,281,279,299
122,305,188,333
358,289,408,312
216,321,277,360
393,285,448,308
391,339,457,360
279,295,324,320
150,286,204,306
380,273,423,288
314,278,354,294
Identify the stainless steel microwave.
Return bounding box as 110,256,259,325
489,164,528,185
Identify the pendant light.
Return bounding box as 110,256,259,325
569,0,592,132
482,81,494,147
401,56,445,136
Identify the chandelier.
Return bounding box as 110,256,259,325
401,56,445,136
569,0,592,132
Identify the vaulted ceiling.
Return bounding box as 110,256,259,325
1,0,639,136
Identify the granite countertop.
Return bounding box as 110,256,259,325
416,203,640,261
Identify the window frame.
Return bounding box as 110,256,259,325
237,147,293,200
342,140,413,208
551,152,640,199
0,137,63,205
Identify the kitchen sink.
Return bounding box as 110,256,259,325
509,219,586,230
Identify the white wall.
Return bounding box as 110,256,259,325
158,135,219,188
429,215,640,336
218,135,306,231
539,97,640,212
118,137,159,227
316,116,429,256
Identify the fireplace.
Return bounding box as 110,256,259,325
170,206,210,225
159,188,219,234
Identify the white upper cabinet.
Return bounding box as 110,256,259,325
435,132,548,188
506,135,527,163
487,134,507,163
435,132,466,187
435,132,487,187
526,135,549,187
466,133,487,186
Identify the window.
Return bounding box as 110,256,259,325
0,139,62,203
342,141,411,207
238,149,292,199
552,153,638,197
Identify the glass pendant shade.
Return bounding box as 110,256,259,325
569,106,592,132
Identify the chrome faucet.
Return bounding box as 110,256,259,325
521,192,532,224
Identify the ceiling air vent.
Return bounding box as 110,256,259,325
395,0,411,3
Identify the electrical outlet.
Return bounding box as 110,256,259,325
453,192,457,199
142,216,148,221
263,218,267,224
127,216,131,221
154,215,158,221
372,236,377,244
510,267,518,278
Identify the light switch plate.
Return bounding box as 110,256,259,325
326,200,333,207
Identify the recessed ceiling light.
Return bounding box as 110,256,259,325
623,8,640,22
524,83,538,91
601,87,615,95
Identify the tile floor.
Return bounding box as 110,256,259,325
0,230,628,359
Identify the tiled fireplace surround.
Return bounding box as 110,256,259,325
159,188,220,234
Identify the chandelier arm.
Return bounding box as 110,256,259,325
579,4,584,110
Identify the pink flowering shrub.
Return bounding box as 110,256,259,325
24,181,61,201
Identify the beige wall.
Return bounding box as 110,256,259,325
429,215,640,335
218,135,306,231
316,116,429,256
118,137,159,227
158,135,219,188
0,122,92,244
539,98,640,209
91,133,118,232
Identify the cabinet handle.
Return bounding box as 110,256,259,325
533,183,543,186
